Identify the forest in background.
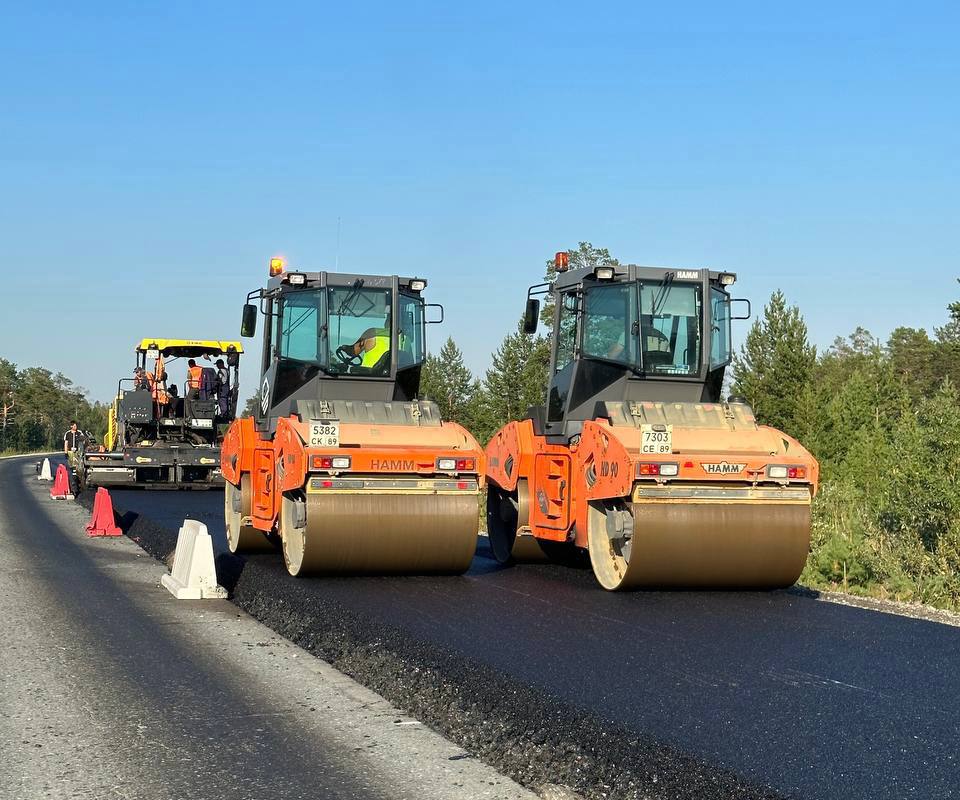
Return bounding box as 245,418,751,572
0,359,107,454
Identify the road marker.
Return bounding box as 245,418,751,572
85,487,122,537
38,458,53,481
161,520,227,600
49,464,74,500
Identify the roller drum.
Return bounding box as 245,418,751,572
487,480,549,563
225,475,274,553
284,491,480,576
588,488,812,590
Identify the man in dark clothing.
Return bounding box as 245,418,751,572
215,359,230,417
166,384,180,418
63,421,85,470
133,367,151,392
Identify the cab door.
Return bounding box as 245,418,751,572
530,452,572,538
252,448,277,529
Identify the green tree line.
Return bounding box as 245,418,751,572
0,358,108,454
733,287,960,609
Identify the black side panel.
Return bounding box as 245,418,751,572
394,365,421,402
526,405,547,436
274,362,323,407
568,360,627,412
119,390,153,424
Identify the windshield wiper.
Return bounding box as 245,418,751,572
650,271,675,317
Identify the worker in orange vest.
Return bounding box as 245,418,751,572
186,359,203,398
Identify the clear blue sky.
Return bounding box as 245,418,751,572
1,2,957,402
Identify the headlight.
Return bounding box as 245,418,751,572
768,465,788,479
437,457,456,471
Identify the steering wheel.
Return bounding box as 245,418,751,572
335,345,362,366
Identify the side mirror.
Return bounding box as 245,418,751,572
240,304,258,337
730,298,751,321
523,298,540,335
425,303,444,324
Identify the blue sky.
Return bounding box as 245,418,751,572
1,2,957,402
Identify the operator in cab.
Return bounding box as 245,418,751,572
346,326,391,374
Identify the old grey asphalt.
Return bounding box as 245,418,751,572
0,455,537,800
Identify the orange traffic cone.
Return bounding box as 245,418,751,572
50,464,74,500
86,487,121,537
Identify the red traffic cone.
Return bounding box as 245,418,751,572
86,487,121,537
50,464,74,500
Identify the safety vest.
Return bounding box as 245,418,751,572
187,365,203,391
360,329,391,369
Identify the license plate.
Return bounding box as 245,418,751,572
309,421,340,448
640,424,672,455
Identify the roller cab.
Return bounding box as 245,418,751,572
222,258,484,576
485,256,819,590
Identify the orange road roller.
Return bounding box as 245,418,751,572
222,258,484,576
485,255,819,590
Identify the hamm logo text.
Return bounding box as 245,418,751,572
701,462,746,474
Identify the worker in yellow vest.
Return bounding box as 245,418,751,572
351,327,391,373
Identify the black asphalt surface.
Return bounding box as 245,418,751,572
82,474,960,800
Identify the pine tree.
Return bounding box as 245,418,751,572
934,280,960,389
418,337,475,427
888,327,937,399
478,320,550,442
732,290,816,435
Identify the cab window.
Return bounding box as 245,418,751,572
398,294,425,369
709,288,732,369
279,290,322,363
554,291,579,373
582,283,636,366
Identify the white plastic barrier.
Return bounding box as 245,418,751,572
161,520,227,600
38,458,52,481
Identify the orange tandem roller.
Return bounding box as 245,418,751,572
222,258,484,576
485,255,819,590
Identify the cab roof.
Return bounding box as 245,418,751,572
135,339,244,357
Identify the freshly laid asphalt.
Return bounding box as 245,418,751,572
24,459,960,799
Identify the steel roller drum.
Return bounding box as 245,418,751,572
225,476,275,553
284,491,480,575
487,480,550,563
588,486,813,590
